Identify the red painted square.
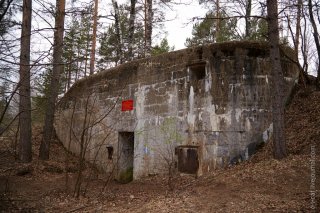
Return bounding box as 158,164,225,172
122,100,134,111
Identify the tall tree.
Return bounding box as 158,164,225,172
98,3,145,66
62,25,77,92
214,0,220,41
57,3,94,93
300,7,309,74
112,0,123,64
144,0,153,57
308,0,320,87
285,0,309,85
244,0,252,38
63,4,94,81
199,0,268,40
295,0,302,62
80,4,94,77
39,0,66,160
19,0,32,163
89,0,98,75
185,10,238,47
231,0,253,39
128,0,137,60
267,0,287,159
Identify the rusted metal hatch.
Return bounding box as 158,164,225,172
176,145,199,174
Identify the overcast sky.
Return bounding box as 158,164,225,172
160,1,207,50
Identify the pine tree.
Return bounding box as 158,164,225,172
152,37,174,56
185,10,238,47
307,0,320,87
267,0,287,159
39,0,66,160
89,0,99,75
60,4,94,90
19,0,32,163
144,0,153,57
99,3,144,66
128,0,137,60
62,23,77,92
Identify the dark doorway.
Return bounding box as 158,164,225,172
176,146,199,174
118,132,134,183
189,62,206,81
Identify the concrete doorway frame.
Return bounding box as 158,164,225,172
117,132,134,183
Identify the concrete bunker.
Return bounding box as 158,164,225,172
55,41,299,180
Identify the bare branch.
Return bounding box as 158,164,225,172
192,15,266,21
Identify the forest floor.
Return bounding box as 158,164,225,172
0,83,319,213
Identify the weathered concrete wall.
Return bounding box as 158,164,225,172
55,41,298,180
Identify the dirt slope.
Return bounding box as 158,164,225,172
0,84,319,212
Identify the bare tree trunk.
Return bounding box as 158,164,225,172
112,0,123,64
267,0,287,159
128,0,136,61
84,33,90,77
89,0,98,75
75,41,80,80
39,0,65,160
18,0,32,163
144,0,152,57
66,54,72,91
245,0,252,39
308,0,320,86
285,1,307,86
295,0,302,62
14,118,20,159
300,8,309,74
214,0,220,42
